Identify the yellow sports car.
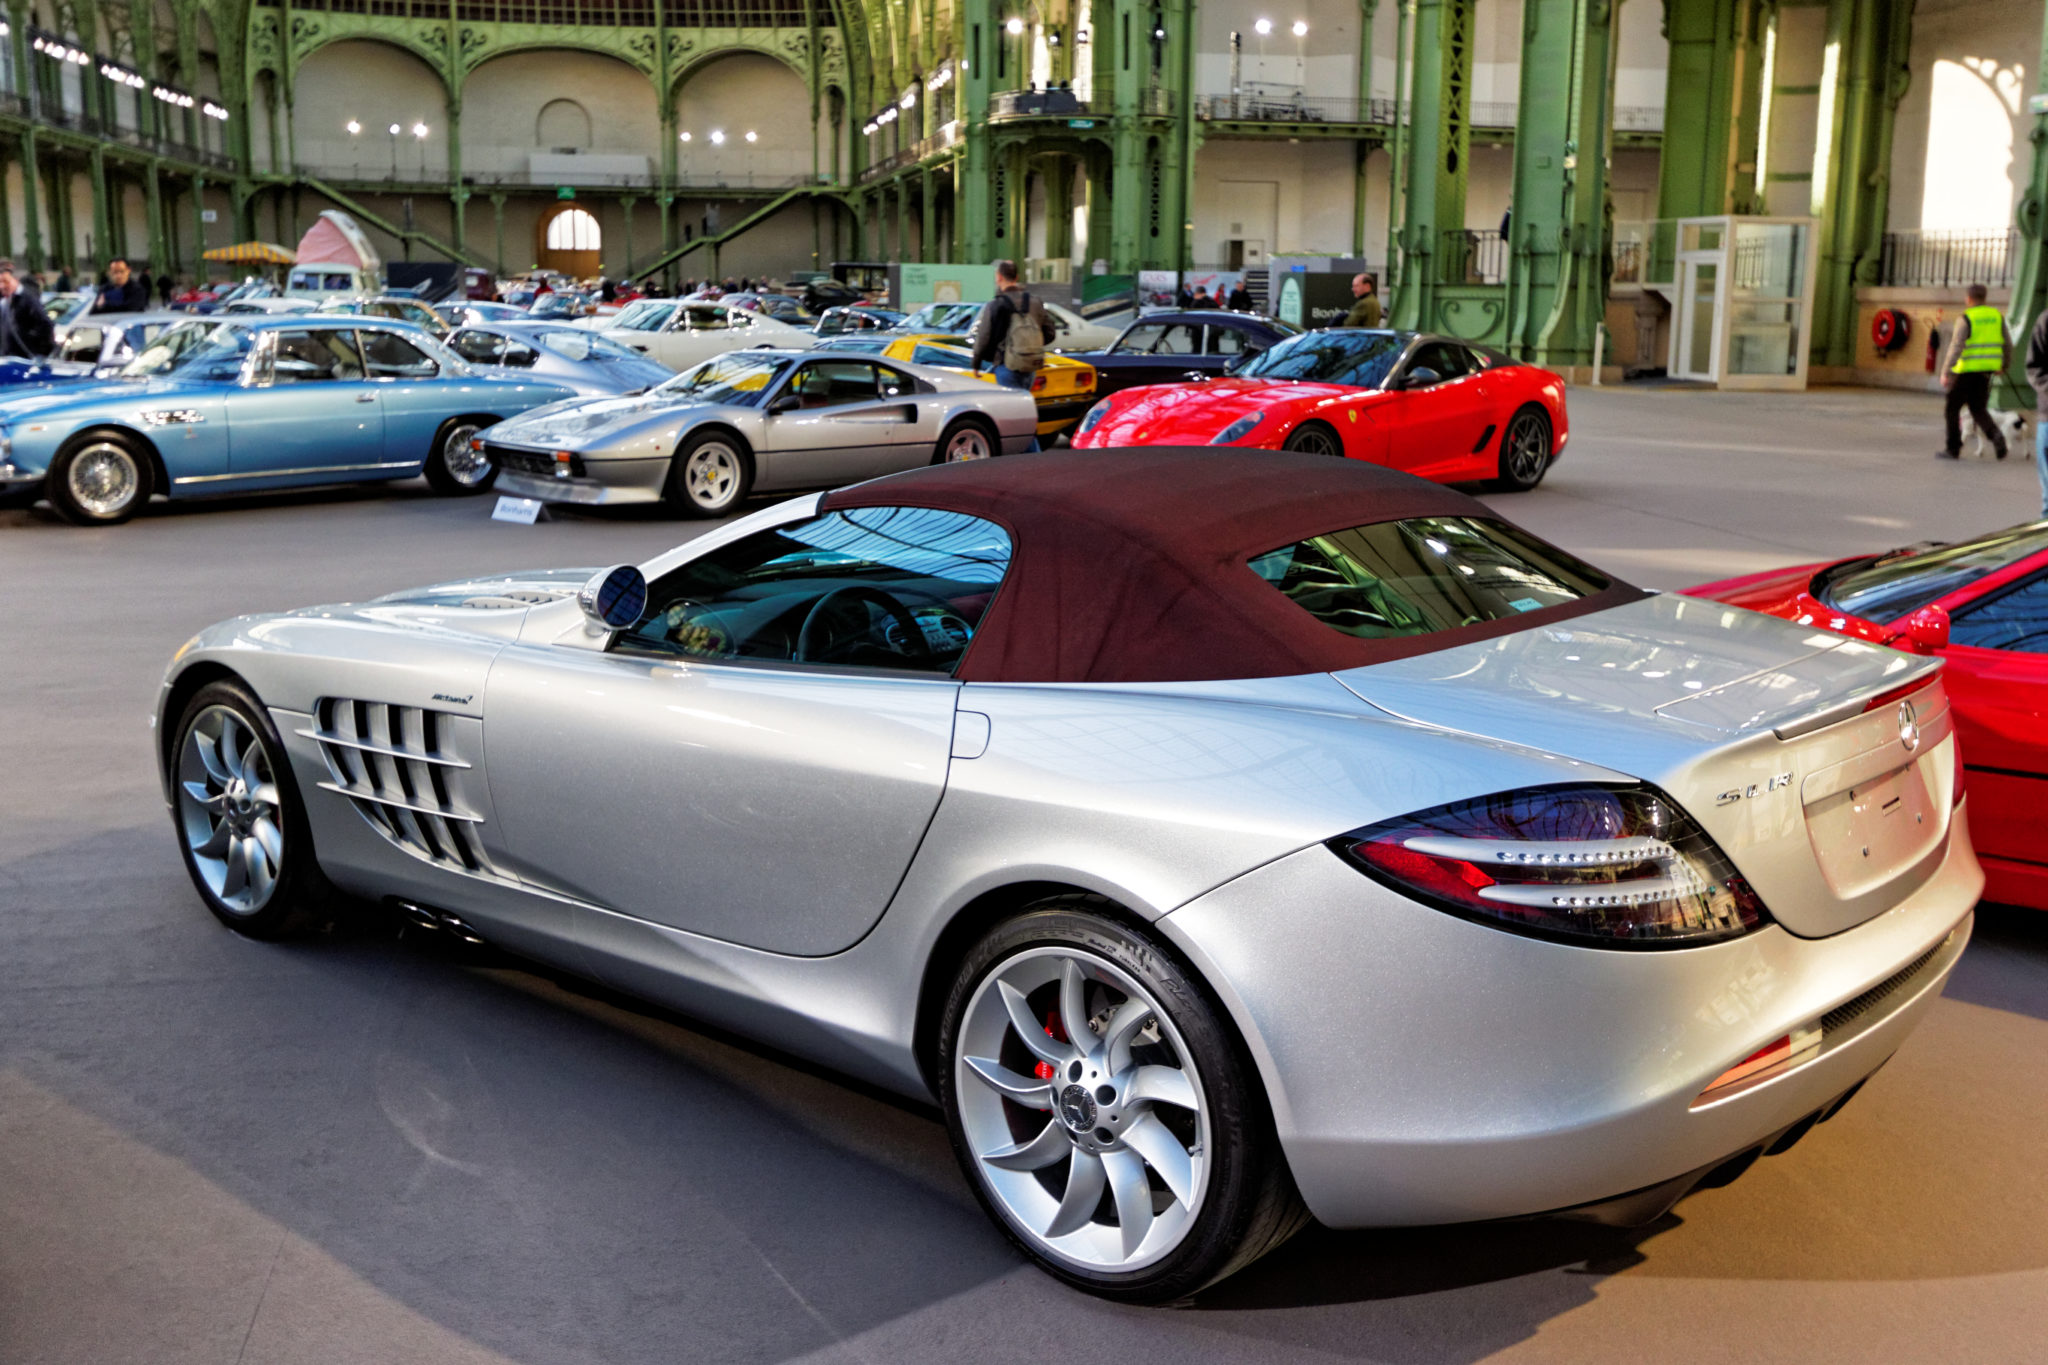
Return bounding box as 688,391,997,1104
870,333,1099,438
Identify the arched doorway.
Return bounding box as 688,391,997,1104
537,204,601,278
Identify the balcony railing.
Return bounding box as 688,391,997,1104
296,162,817,192
1195,90,1663,134
1878,228,2017,288
858,121,963,183
1439,228,1509,284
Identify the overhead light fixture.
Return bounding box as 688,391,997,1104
412,121,428,139
745,130,758,143
901,90,917,109
710,129,725,144
346,119,361,134
1006,16,1024,34
1292,19,1308,36
679,130,692,142
1254,17,1273,35
389,122,401,135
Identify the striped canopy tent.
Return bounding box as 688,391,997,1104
201,241,296,266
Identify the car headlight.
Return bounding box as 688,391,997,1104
1077,399,1112,435
1210,412,1264,445
1329,783,1771,949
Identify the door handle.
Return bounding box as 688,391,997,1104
355,393,377,403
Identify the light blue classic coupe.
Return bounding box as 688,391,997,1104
0,316,578,524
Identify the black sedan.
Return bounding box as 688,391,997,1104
1074,310,1300,397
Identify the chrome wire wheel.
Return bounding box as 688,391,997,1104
176,704,284,916
1501,409,1551,489
440,422,490,487
682,438,742,511
943,423,993,462
955,946,1211,1274
67,440,141,518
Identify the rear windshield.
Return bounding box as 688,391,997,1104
1249,516,1610,639
1816,522,2048,622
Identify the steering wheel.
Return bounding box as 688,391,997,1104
794,585,936,668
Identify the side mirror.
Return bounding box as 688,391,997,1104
768,393,801,414
1895,604,1950,653
578,564,647,632
1223,351,1250,375
1401,366,1442,389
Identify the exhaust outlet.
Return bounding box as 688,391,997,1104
395,900,442,933
392,900,488,947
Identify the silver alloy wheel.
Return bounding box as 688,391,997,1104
1504,410,1550,485
683,439,742,511
67,441,141,518
440,423,490,486
1284,425,1340,457
955,947,1210,1273
945,424,993,462
175,705,284,915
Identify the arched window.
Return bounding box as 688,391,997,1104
546,208,602,251
536,98,593,151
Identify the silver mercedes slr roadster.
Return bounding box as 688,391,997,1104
157,449,1980,1301
479,348,1040,518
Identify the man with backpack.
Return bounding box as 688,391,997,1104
970,259,1057,450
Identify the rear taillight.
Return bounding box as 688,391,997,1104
1330,784,1772,949
1030,373,1048,393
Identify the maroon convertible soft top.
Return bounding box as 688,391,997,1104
820,447,1643,685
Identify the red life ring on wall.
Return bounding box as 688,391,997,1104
1872,308,1911,353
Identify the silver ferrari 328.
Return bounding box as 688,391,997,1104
157,449,1979,1301
480,348,1040,518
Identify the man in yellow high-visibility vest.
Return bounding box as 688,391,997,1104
1939,282,2010,460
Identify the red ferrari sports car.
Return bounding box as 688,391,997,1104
1070,328,1569,491
1688,521,2048,909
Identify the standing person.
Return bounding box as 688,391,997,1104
0,262,54,358
96,258,148,313
1940,283,2009,460
1190,287,1213,309
54,265,73,293
970,258,1055,451
155,268,175,306
1226,280,1254,311
2024,302,2048,515
1341,273,1382,327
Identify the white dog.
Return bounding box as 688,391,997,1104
1968,407,2029,459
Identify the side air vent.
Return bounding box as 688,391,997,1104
301,699,490,874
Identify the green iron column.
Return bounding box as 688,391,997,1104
0,144,12,261
191,174,207,276
1354,0,1379,258
1810,0,1912,372
922,164,938,261
145,161,164,270
2000,0,2048,408
960,1,994,260
1654,0,1761,221
1391,0,1474,329
622,195,637,276
491,192,507,274
1505,0,1618,373
19,128,42,269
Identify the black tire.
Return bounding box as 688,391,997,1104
1495,405,1553,492
663,429,754,518
938,898,1309,1302
169,679,342,939
423,416,499,495
1281,421,1344,457
47,431,152,525
934,416,999,464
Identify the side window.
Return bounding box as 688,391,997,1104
449,329,508,364
1153,324,1202,355
785,360,880,409
324,273,353,291
912,343,967,368
1113,322,1168,354
269,329,364,383
360,330,439,379
1208,326,1250,356
60,327,103,362
682,306,730,332
1949,574,2048,653
1409,342,1471,382
875,364,914,398
618,506,1014,674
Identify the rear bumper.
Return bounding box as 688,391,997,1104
1158,801,1983,1228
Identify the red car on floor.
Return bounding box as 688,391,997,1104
1070,328,1568,491
1687,522,2048,910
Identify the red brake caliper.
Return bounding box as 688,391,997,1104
1034,1010,1070,1080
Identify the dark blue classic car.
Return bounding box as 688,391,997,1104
0,316,577,525
1073,310,1300,398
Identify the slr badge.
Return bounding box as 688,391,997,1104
1898,699,1921,753
1716,772,1793,807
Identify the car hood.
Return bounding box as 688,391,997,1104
1335,592,1950,937
275,569,599,643
0,376,209,419
1089,376,1370,440
488,392,711,448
